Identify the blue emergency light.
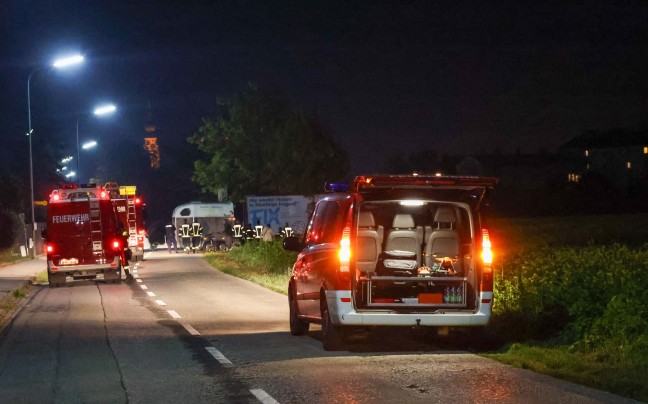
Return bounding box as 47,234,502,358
324,182,350,192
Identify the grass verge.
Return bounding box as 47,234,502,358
0,248,27,266
483,344,648,402
203,241,294,295
0,282,33,333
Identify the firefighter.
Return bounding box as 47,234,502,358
284,222,294,237
254,220,263,239
180,220,192,253
232,221,243,246
191,221,203,253
245,223,256,241
118,223,133,280
165,223,177,253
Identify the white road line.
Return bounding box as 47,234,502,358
167,310,181,319
136,279,143,283
250,389,280,404
140,284,148,290
155,299,167,306
146,291,156,297
180,322,201,336
133,274,139,278
205,347,232,366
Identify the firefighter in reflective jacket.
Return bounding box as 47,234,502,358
191,221,203,253
118,223,133,280
180,221,192,253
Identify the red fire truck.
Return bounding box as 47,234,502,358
105,183,146,261
42,184,125,287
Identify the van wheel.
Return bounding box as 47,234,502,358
289,298,309,335
322,307,346,351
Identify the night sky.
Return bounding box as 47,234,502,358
2,1,648,224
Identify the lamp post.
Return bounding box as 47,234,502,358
27,54,84,258
76,104,116,184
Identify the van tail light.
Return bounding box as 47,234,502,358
480,228,493,293
338,226,351,273
45,243,54,255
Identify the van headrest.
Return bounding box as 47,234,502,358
392,213,415,229
358,211,376,227
434,206,456,224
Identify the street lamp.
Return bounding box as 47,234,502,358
27,54,84,259
76,103,116,184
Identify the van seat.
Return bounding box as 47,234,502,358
384,213,423,264
424,206,460,270
356,211,383,272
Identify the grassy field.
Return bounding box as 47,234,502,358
204,214,648,402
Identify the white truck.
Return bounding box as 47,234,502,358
171,202,236,251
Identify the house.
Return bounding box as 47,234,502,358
560,128,648,190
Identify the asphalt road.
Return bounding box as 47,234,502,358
0,252,637,403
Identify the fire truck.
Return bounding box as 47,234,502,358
105,182,146,261
42,184,124,287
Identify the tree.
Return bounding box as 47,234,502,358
188,85,349,202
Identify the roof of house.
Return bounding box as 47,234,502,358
561,129,648,149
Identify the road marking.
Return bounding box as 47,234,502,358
140,284,148,290
136,279,142,283
146,291,156,297
133,274,139,278
250,389,279,404
167,310,181,319
155,299,167,306
181,322,201,336
205,347,232,366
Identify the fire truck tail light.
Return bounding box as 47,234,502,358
135,197,141,204
113,240,120,249
45,243,54,254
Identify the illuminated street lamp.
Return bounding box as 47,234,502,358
81,140,97,150
27,54,84,258
76,103,116,184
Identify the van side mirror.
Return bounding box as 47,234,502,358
41,228,48,240
283,236,304,252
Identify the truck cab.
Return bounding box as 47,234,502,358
42,184,124,287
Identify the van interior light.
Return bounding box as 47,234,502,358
400,200,425,206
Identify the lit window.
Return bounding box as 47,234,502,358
627,162,632,169
567,173,581,183
644,146,648,154
584,149,589,157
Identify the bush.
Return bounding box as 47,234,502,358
228,240,297,274
491,216,648,366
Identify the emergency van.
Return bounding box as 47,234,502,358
42,184,124,287
283,175,498,350
105,182,146,261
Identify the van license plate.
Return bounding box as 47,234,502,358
59,258,79,265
